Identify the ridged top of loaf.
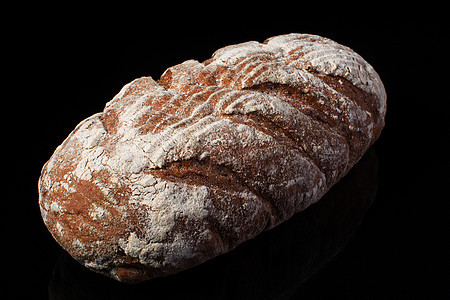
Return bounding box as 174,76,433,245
211,34,386,112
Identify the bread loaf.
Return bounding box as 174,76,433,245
38,33,386,283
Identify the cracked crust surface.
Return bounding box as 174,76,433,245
39,33,386,283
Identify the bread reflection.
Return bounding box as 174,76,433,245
49,148,378,299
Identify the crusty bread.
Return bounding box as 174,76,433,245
39,33,386,283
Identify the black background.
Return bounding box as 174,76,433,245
7,9,448,299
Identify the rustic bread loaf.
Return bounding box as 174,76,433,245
39,33,386,283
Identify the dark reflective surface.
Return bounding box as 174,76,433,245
48,149,378,300
10,18,447,299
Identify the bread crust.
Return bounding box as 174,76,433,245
39,33,386,283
